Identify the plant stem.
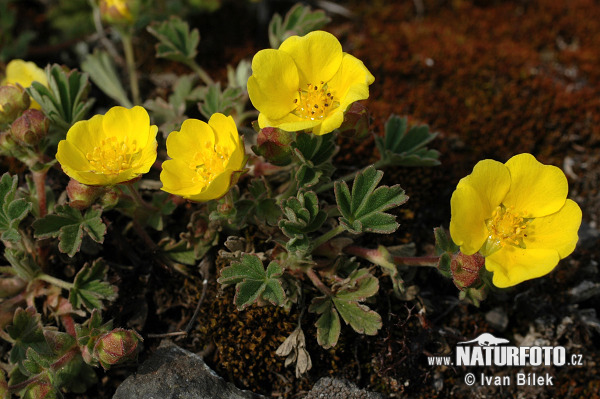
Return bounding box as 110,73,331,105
344,245,440,267
123,183,155,211
121,31,140,105
32,170,48,217
311,225,345,250
305,268,332,296
37,273,74,290
315,159,388,194
185,59,214,86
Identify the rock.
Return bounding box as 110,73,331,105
303,377,385,399
113,341,266,399
485,307,509,331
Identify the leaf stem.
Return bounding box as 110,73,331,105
123,183,155,211
344,245,440,267
37,273,74,290
120,31,141,105
184,59,214,87
315,159,388,194
311,225,345,250
305,268,332,296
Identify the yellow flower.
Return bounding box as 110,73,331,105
160,114,246,201
450,153,582,288
99,0,135,24
247,30,375,136
56,106,158,186
2,59,48,110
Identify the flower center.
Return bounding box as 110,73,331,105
86,136,138,175
189,142,232,187
486,205,528,248
293,82,338,120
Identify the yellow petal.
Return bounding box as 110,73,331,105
56,140,94,184
258,112,320,132
486,246,560,288
64,115,104,156
186,168,235,202
503,153,568,217
449,183,489,255
248,49,299,120
4,60,47,88
102,106,151,147
166,119,214,161
208,113,238,152
312,110,344,136
327,53,375,111
131,127,158,174
524,199,581,258
160,159,203,195
279,31,343,86
458,159,511,215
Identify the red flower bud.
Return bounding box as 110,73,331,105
338,102,371,139
66,179,105,210
0,84,30,127
253,127,296,166
10,109,48,146
93,328,143,370
450,251,485,290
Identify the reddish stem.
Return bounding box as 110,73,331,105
343,245,440,267
305,268,332,296
62,314,77,337
32,170,47,217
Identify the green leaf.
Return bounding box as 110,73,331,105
33,205,106,257
4,248,40,281
335,269,379,302
374,115,440,167
437,253,452,278
81,50,132,108
27,64,95,132
335,166,408,234
309,297,341,349
217,254,286,310
6,307,51,365
292,133,336,188
147,16,199,64
268,4,331,48
331,298,382,335
434,226,459,254
279,191,326,238
197,83,243,119
69,259,117,311
0,173,32,243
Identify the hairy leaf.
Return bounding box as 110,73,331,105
33,205,106,257
81,50,132,108
6,307,51,365
69,259,117,311
0,173,32,243
268,3,331,48
335,166,408,234
197,83,243,119
331,298,381,335
147,17,199,63
309,297,341,349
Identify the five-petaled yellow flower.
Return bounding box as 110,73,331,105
56,106,158,186
2,59,48,109
247,30,375,136
160,113,246,202
450,153,581,288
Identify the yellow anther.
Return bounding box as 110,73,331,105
294,82,338,120
486,205,528,248
86,136,138,175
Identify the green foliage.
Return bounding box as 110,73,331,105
375,115,440,167
335,166,408,234
146,192,177,231
0,173,32,243
292,133,336,187
218,254,286,310
81,50,132,108
269,4,331,49
32,205,106,257
69,259,117,311
279,191,327,253
147,16,199,64
27,65,95,133
197,83,243,119
6,307,51,365
4,248,40,281
434,227,458,278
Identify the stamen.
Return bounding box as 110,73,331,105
293,81,339,120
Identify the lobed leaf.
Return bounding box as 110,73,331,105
0,173,32,243
6,307,51,365
147,17,199,63
268,4,331,48
33,205,106,257
69,259,117,311
197,83,243,119
309,297,341,349
81,50,132,108
331,298,381,335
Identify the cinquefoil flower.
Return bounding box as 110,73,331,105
2,59,48,109
160,113,245,201
56,106,157,186
248,30,374,136
450,153,581,288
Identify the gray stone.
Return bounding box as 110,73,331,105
303,377,385,399
113,341,266,399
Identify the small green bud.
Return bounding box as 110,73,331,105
23,376,59,399
450,251,485,290
0,84,30,127
10,109,49,146
253,127,296,166
67,179,105,210
338,102,370,139
99,187,119,209
93,328,143,370
0,131,17,153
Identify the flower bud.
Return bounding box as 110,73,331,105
93,328,143,369
0,84,30,127
99,0,136,25
67,179,107,210
337,102,370,140
99,187,119,209
450,251,485,290
253,127,296,166
10,109,48,146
